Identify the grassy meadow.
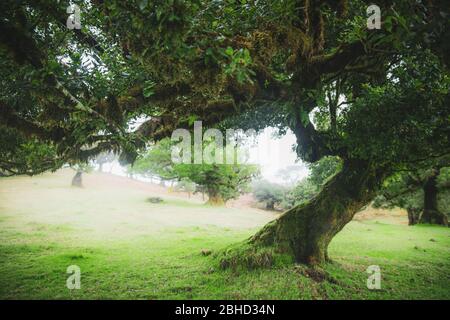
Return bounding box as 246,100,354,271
0,170,449,299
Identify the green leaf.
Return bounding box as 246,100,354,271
187,115,198,126
225,47,234,57
143,80,156,98
300,110,310,127
139,0,148,11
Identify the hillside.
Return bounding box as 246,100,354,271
0,170,448,299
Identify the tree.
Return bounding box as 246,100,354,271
281,179,318,210
253,180,287,210
175,163,259,205
374,165,450,226
131,139,259,205
130,139,178,185
420,167,449,225
70,163,92,188
1,0,449,265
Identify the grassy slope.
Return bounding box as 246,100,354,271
0,170,449,300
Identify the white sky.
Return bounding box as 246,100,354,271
246,128,309,183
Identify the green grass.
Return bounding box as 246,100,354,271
0,170,449,299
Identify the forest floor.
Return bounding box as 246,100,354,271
0,169,449,299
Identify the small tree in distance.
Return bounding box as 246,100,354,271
70,163,93,188
279,157,341,210
252,180,287,210
175,163,259,205
130,138,260,206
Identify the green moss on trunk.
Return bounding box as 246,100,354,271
220,159,387,267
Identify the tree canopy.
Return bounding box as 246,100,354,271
1,0,448,175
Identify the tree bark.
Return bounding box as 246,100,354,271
419,168,448,226
406,207,420,225
71,171,83,187
250,159,386,265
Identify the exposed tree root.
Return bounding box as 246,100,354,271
217,241,293,271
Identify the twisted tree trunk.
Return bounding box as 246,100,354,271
250,159,387,265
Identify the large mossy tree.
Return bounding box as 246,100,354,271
0,0,449,265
